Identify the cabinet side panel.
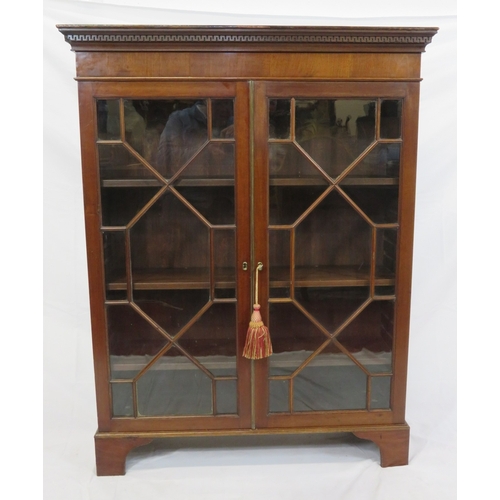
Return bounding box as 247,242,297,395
392,82,421,423
78,82,112,430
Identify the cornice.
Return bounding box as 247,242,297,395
57,25,438,53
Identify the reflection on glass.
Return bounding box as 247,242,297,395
147,99,209,178
136,346,213,416
100,99,237,179
295,99,376,177
269,99,291,139
216,379,237,414
97,99,120,140
269,143,331,180
212,99,234,139
344,143,400,180
269,379,289,413
380,100,402,139
293,352,367,411
111,382,134,417
175,142,234,180
103,231,127,300
335,301,394,374
371,376,391,409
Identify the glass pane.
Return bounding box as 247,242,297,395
136,346,212,416
103,231,127,300
371,376,391,409
175,186,234,225
97,99,120,140
343,143,401,180
380,100,402,139
153,100,208,178
101,186,161,227
269,99,291,139
216,379,237,414
296,287,370,334
129,191,209,285
269,379,289,413
335,301,394,374
177,303,237,377
111,382,134,417
269,185,327,226
269,302,329,377
98,143,162,182
107,303,169,380
133,289,209,338
211,99,234,139
340,185,399,224
295,99,376,177
269,143,330,181
173,142,235,225
214,229,236,299
375,227,397,294
121,100,188,169
268,143,329,226
295,190,372,273
293,351,367,411
122,100,147,155
269,230,290,296
175,142,235,180
339,143,400,226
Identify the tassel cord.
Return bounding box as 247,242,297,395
242,262,273,359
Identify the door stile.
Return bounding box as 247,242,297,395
252,81,272,428
234,81,253,428
78,81,114,432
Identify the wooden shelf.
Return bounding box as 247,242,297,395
107,266,394,291
101,178,234,188
271,266,394,288
340,177,399,186
107,267,235,290
101,177,399,188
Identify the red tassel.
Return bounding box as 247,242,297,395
243,304,273,359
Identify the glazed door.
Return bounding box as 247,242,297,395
86,81,252,431
253,82,417,428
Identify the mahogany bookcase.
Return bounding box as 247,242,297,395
59,25,437,475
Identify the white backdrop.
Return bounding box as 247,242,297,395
40,1,459,499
